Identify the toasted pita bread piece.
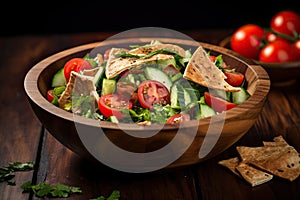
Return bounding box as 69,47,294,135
128,43,186,57
58,71,99,111
183,45,240,92
218,157,273,186
82,67,100,77
250,148,300,182
218,157,241,177
236,138,300,182
235,162,273,187
105,47,174,79
263,135,289,147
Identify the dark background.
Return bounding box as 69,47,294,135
2,1,300,36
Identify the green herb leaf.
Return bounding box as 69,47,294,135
0,162,34,185
21,181,82,198
90,190,120,200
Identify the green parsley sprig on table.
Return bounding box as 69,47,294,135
0,162,34,185
1,161,120,199
21,181,82,198
90,190,120,200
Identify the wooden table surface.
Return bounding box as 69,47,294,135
1,29,300,200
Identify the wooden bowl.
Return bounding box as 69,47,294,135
24,37,270,173
219,36,300,85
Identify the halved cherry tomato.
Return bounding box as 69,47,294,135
166,113,190,124
98,93,133,119
204,92,237,113
63,58,92,83
47,89,55,102
224,71,245,87
137,80,170,110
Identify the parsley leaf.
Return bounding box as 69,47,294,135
0,162,34,185
90,190,120,200
21,181,82,198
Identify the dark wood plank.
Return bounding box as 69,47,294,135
2,30,300,200
0,36,45,200
33,131,199,200
195,81,300,200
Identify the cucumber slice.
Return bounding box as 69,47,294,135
210,89,231,101
232,87,250,104
93,66,105,89
183,88,192,106
51,67,66,87
198,104,216,119
101,78,116,96
144,67,172,91
171,84,192,108
170,84,179,107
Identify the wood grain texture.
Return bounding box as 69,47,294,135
1,30,300,200
24,37,270,170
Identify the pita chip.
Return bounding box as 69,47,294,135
183,45,240,92
237,136,300,182
128,43,186,57
218,157,273,186
235,162,273,187
263,135,289,147
249,145,300,182
218,157,241,177
105,48,174,79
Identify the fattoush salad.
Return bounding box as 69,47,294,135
46,40,250,125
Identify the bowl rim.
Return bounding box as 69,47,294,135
24,37,271,131
219,35,300,69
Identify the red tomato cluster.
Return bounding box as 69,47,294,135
230,10,300,63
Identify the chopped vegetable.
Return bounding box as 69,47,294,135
46,40,251,124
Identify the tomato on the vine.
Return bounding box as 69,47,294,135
224,71,245,87
230,24,265,59
204,92,237,113
259,40,295,62
137,80,170,110
98,93,133,119
292,40,300,60
270,10,300,37
265,31,288,43
63,58,92,83
166,113,190,124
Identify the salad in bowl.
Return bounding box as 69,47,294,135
46,40,250,125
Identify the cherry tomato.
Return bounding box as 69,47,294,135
224,71,245,87
259,40,295,62
98,93,133,119
265,31,288,43
137,80,170,110
209,55,216,62
166,113,190,124
231,24,265,59
204,92,237,113
47,89,55,102
292,40,300,60
103,48,112,61
63,58,92,83
270,10,300,37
